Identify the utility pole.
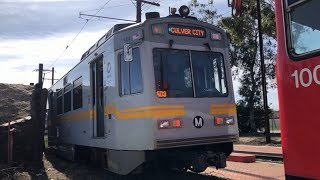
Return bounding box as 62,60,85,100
34,65,56,87
38,64,43,88
135,0,160,23
51,67,54,85
256,0,271,143
136,0,142,23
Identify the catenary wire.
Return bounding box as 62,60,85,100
48,0,112,69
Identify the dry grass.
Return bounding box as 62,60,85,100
0,152,106,180
0,83,32,125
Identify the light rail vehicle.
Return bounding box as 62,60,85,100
47,5,239,175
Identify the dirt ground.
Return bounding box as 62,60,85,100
0,149,222,180
0,153,107,180
0,83,33,125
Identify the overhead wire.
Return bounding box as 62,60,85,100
48,20,88,68
48,0,112,69
142,0,160,13
142,4,152,12
80,3,132,13
130,0,137,7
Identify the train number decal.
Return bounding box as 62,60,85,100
291,65,320,88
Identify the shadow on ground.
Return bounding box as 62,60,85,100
1,149,223,180
0,161,48,180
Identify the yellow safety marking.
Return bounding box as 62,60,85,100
54,104,235,123
105,105,185,120
117,105,184,113
55,105,185,123
210,104,236,115
210,104,236,108
55,110,94,123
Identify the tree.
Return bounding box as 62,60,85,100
190,0,276,132
236,100,273,133
189,0,220,24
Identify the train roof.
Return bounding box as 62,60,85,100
80,23,135,61
79,14,224,62
50,13,227,89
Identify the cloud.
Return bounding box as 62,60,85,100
0,0,279,110
13,65,37,71
1,0,85,2
0,0,136,87
0,0,135,39
0,54,23,62
0,29,106,87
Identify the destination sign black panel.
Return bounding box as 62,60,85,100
168,24,206,38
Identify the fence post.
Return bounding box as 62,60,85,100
31,83,47,162
7,121,13,164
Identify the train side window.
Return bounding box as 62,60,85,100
130,48,143,94
73,77,83,110
64,84,72,113
57,89,63,115
119,47,143,96
120,53,130,95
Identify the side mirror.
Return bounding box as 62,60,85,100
123,44,133,62
228,0,242,17
232,0,242,17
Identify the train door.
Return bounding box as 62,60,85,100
91,56,105,137
47,91,54,145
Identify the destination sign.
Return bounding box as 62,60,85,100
168,25,206,38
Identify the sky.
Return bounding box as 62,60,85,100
0,0,279,110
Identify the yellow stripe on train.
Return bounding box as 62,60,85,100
210,104,237,115
55,104,236,123
56,110,94,123
105,105,185,120
55,105,185,123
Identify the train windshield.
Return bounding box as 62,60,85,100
153,49,227,98
287,0,320,55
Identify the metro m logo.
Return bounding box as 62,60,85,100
193,116,204,128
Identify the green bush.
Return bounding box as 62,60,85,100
236,101,273,134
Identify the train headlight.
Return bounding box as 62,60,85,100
152,25,163,35
214,117,224,126
226,117,234,125
211,32,222,40
179,5,190,17
172,119,181,128
159,120,170,129
158,119,182,129
214,117,235,126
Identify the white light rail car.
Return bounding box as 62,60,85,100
47,6,239,175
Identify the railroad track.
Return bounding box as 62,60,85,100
234,151,283,162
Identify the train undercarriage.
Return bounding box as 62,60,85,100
53,142,233,175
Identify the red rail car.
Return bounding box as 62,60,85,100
275,0,320,179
